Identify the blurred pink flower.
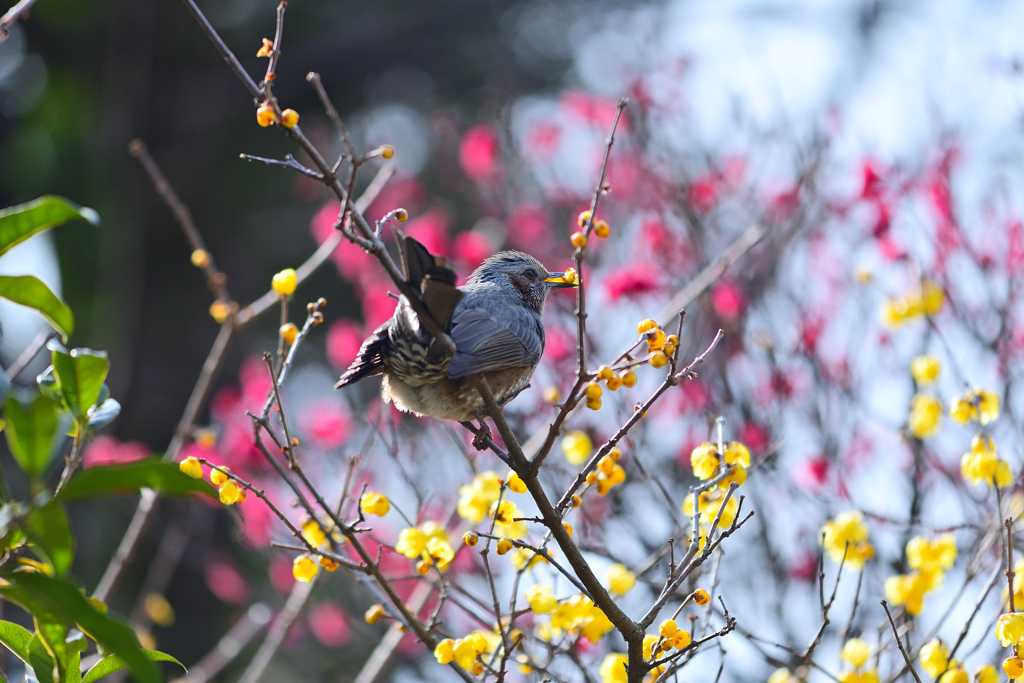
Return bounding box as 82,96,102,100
506,204,549,251
205,554,250,604
308,602,351,648
739,422,770,453
360,277,398,331
311,201,374,282
300,400,351,449
365,175,425,223
459,125,500,183
269,556,296,594
525,120,561,160
788,552,818,581
327,319,364,370
559,91,630,133
453,231,494,273
239,355,273,412
404,209,450,257
710,282,746,321
686,174,720,214
83,436,149,469
604,263,662,301
793,455,830,493
238,495,273,548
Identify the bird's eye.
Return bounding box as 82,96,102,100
524,268,537,279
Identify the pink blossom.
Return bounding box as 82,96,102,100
300,400,352,449
308,602,351,648
606,154,639,199
739,422,770,452
238,495,273,548
859,159,885,201
525,120,561,160
558,91,630,133
542,327,575,364
506,204,549,250
205,554,250,604
604,263,662,301
459,125,500,183
360,277,398,331
269,556,296,594
83,436,149,469
326,319,364,370
403,210,450,257
239,355,273,411
686,174,720,214
1007,219,1024,269
453,230,494,273
793,455,830,493
365,175,425,223
210,386,241,425
788,552,818,581
710,282,746,321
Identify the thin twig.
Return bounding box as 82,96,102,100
881,601,924,683
0,0,37,40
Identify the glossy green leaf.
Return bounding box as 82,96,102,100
36,619,71,682
0,276,73,343
1,574,158,683
47,341,109,418
18,501,74,577
0,196,99,258
82,650,183,683
0,620,34,663
66,649,82,683
36,366,63,403
57,459,215,503
4,394,60,477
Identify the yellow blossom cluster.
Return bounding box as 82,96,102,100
360,491,390,516
690,441,751,488
592,449,626,495
960,435,1012,489
636,318,678,370
910,354,941,385
684,489,740,529
767,668,801,683
207,465,247,505
395,521,455,571
996,612,1024,679
457,471,502,523
489,499,528,539
837,638,878,683
881,279,944,326
820,511,874,570
548,594,614,643
884,534,956,615
588,360,636,409
950,388,1000,426
434,630,500,673
919,638,965,680
605,563,636,595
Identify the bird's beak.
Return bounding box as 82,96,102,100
543,271,578,288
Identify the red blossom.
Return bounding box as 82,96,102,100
558,91,630,133
739,422,770,452
604,263,662,301
1008,219,1024,269
269,556,296,594
686,174,720,214
459,125,501,183
859,159,885,201
238,495,274,548
793,455,830,493
205,554,250,604
326,319,364,370
310,201,373,282
525,120,561,159
308,602,351,648
453,230,494,273
403,209,449,257
710,281,746,321
506,204,550,251
299,400,352,449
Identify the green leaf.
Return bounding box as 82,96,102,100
36,619,71,682
86,399,120,430
66,649,82,683
1,574,158,683
4,394,60,478
28,634,57,683
56,459,215,503
18,501,74,577
0,196,99,258
82,651,183,683
0,620,34,663
47,341,109,418
0,276,73,343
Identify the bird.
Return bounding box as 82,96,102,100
335,231,576,423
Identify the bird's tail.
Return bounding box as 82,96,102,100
335,233,463,390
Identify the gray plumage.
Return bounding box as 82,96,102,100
335,233,574,421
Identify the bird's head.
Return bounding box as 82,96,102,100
468,251,576,312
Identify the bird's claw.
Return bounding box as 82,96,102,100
472,423,492,451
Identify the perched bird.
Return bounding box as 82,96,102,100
335,232,575,422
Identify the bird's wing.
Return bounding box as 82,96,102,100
335,322,389,389
446,307,543,378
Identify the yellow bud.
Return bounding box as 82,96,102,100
209,466,230,486
463,531,479,546
672,629,691,649
585,382,603,399
271,268,297,296
571,494,582,508
364,604,385,624
598,455,615,476
577,210,592,227
280,109,299,128
507,471,528,494
586,471,598,485
496,538,513,555
471,662,484,676
693,588,710,605
562,521,573,537
279,323,299,345
622,371,637,388
609,448,622,462
594,220,610,238
256,38,273,58
416,560,431,575
647,328,667,350
543,386,561,403
637,319,658,334
379,144,395,159
606,375,623,391
218,480,242,505
1004,657,1024,680
256,104,276,127
209,300,232,323
597,365,614,381
190,249,210,268
319,557,340,571
571,232,588,248
395,208,409,222
586,396,602,410
649,351,669,368
659,619,677,638
179,456,203,479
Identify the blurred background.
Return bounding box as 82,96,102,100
4,0,1024,681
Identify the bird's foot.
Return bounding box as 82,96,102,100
471,421,492,451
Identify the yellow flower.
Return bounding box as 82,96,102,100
562,431,593,465
920,638,949,678
718,463,748,490
908,393,942,438
961,436,1006,488
839,672,879,683
690,443,720,480
511,548,546,570
885,571,940,616
271,268,297,296
659,619,677,638
396,527,426,558
360,492,390,516
820,511,873,569
672,629,691,649
209,466,230,486
951,389,1001,425
974,664,998,683
940,668,968,683
280,109,299,128
841,638,871,669
292,555,318,583
218,480,243,505
684,489,740,528
978,389,1001,424
920,280,945,316
434,638,455,664
364,604,384,624
301,518,327,547
507,471,528,494
457,471,502,523
910,355,941,385
425,536,454,570
599,653,628,683
768,669,799,683
642,633,659,659
996,612,1024,647
279,323,298,345
724,441,751,467
606,563,636,595
525,585,558,614
179,457,203,479
906,534,957,573
452,638,478,669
